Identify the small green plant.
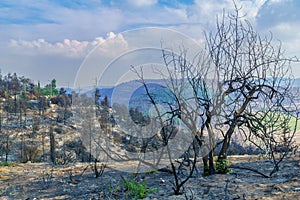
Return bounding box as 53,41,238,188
146,168,158,175
120,176,158,199
0,161,16,167
216,159,231,174
203,165,210,176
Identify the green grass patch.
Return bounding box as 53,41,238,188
120,177,158,199
252,110,300,132
0,162,16,167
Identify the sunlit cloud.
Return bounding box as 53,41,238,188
8,32,128,59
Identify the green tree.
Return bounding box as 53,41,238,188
41,79,58,96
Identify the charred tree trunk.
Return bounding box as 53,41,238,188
49,126,55,163
5,134,9,162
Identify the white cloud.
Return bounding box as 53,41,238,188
74,27,203,87
8,32,128,59
9,38,91,58
93,32,129,58
191,0,267,26
271,22,300,77
268,0,290,4
269,22,300,55
3,31,129,87
127,0,158,7
239,0,267,19
0,2,124,43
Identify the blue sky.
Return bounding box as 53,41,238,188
0,0,299,87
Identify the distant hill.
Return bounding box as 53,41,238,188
80,79,174,107
74,77,300,110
